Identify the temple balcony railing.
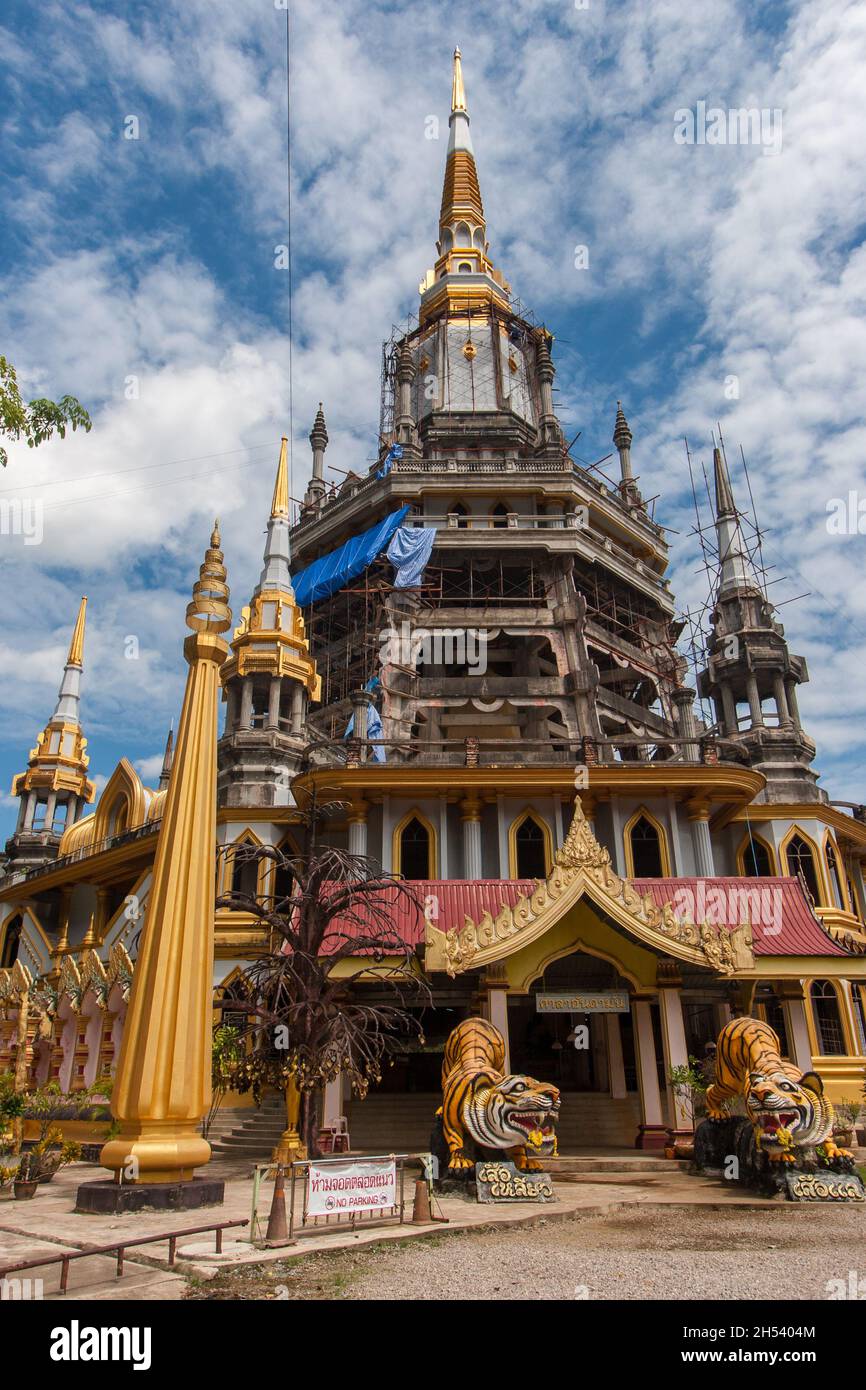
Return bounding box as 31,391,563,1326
4,819,162,888
307,733,741,771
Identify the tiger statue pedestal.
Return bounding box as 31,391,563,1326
434,1018,561,1184
693,1017,858,1198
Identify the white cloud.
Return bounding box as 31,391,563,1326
1,0,865,831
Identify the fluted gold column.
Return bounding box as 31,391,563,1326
100,525,231,1183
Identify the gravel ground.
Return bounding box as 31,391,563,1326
341,1206,866,1301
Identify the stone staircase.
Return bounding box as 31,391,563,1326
209,1091,650,1164
208,1095,286,1162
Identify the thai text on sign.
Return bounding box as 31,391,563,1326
536,990,629,1013
306,1158,397,1217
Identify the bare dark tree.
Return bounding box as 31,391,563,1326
216,792,428,1156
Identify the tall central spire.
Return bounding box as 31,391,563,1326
419,48,510,323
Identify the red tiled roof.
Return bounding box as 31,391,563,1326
386,876,850,959
632,877,850,957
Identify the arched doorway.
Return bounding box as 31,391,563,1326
508,951,636,1094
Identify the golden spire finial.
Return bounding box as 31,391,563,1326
67,596,87,667
211,518,221,548
451,45,467,114
186,526,232,637
271,436,290,520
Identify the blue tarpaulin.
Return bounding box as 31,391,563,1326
386,524,436,588
344,676,386,763
292,506,410,606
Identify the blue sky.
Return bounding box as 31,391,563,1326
1,0,866,840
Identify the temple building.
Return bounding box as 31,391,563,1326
2,50,865,1156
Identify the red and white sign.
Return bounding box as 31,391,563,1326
306,1158,397,1217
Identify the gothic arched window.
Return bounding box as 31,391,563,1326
742,835,773,877
785,833,822,904
810,979,847,1055
514,816,548,879
629,814,666,878
490,503,509,529
398,815,432,879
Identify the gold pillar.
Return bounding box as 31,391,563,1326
273,1072,307,1165
100,525,231,1183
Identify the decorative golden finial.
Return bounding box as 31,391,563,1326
67,596,87,668
186,526,232,636
271,436,290,520
452,45,467,114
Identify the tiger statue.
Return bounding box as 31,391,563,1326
438,1017,560,1172
706,1016,842,1163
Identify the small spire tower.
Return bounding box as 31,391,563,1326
698,448,821,802
218,438,320,807
6,596,95,872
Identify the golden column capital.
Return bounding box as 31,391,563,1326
100,526,231,1184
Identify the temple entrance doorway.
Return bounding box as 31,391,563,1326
507,950,644,1151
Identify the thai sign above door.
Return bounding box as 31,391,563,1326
535,990,629,1014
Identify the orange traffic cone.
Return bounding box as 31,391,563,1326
264,1165,294,1247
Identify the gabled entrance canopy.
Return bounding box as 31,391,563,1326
425,798,755,978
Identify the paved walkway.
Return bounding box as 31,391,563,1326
0,1154,792,1300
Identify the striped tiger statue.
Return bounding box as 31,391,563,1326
706,1016,842,1162
438,1017,561,1171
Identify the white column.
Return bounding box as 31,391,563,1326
633,998,665,1147
347,802,368,859
488,990,511,1072
605,1012,627,1099
461,795,482,878
658,985,692,1133
784,993,814,1073
688,805,715,877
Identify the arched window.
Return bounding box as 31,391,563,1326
397,815,433,879
450,502,470,529
227,834,264,905
825,839,846,910
514,816,548,879
785,833,822,904
107,798,129,838
455,222,471,246
810,980,847,1055
627,812,667,878
490,503,509,529
457,262,473,273
0,915,22,969
272,856,294,908
741,834,773,877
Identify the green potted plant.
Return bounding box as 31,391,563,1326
12,1151,39,1199
668,1057,708,1159
0,1071,25,1155
0,1163,15,1199
833,1098,862,1149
